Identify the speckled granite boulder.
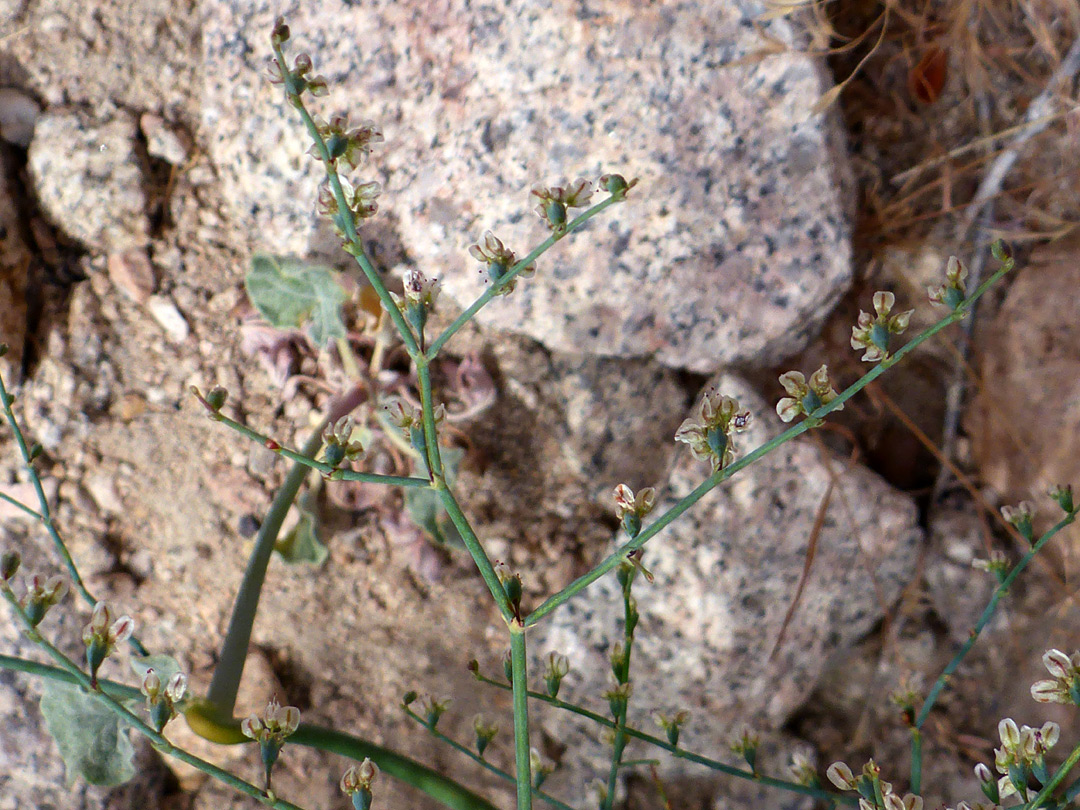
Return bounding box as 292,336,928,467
531,373,922,798
201,0,853,371
28,110,149,252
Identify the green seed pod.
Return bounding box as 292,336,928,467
601,174,628,194
206,386,228,411
545,200,566,228
1,550,21,581
324,443,346,468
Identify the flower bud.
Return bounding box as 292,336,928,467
341,758,379,810
502,649,513,684
472,715,499,757
1049,484,1074,514
270,17,290,46
206,386,228,411
543,652,570,698
1,550,20,581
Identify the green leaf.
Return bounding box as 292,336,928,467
40,681,135,787
274,490,329,565
406,447,465,547
130,654,182,685
245,253,347,347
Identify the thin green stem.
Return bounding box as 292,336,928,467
910,508,1076,790
401,707,575,810
510,626,533,810
272,44,421,360
0,489,43,520
425,195,623,360
205,428,325,718
525,259,1014,628
914,510,1076,730
0,653,142,702
0,589,310,809
416,362,444,479
1026,738,1080,809
198,401,428,487
0,369,149,656
472,672,855,805
602,574,635,810
909,728,922,795
436,485,515,622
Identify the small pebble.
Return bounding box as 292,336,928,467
140,113,189,165
146,294,190,343
107,249,156,303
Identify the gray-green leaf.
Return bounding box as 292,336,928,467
40,680,135,787
274,491,329,565
245,253,347,347
406,446,465,546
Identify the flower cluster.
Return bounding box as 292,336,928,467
241,697,301,791
530,178,593,232
141,668,187,733
416,694,451,729
653,709,689,748
317,177,382,239
988,717,1059,801
1000,500,1035,543
1031,648,1080,705
542,652,570,698
612,484,656,539
827,760,922,810
82,602,134,687
775,365,842,423
675,390,753,471
384,397,445,458
530,747,555,789
850,291,913,363
322,415,364,468
389,269,441,337
730,728,760,773
472,715,499,757
266,19,328,104
469,231,535,295
928,256,968,309
341,758,379,810
309,115,383,171
493,560,523,614
21,574,68,627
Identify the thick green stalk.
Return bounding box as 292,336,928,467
425,195,621,360
0,370,149,655
402,707,575,810
909,728,922,795
525,259,1014,627
205,429,325,718
510,626,533,810
472,673,852,804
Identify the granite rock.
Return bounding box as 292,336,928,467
532,373,922,798
28,110,150,252
201,0,853,371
